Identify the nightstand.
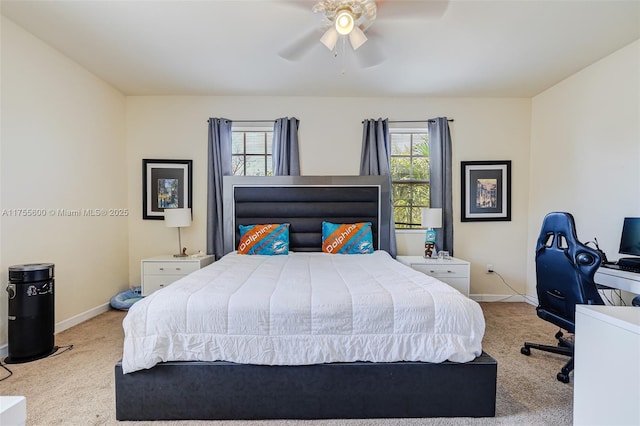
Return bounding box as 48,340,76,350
397,255,470,297
141,255,215,296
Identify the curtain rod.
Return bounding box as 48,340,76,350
362,119,454,124
207,119,275,123
233,119,276,123
208,119,454,124
207,119,454,124
394,119,454,123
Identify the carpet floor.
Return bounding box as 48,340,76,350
0,302,574,425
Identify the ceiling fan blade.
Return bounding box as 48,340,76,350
377,0,450,19
354,33,385,68
276,0,317,11
278,28,321,61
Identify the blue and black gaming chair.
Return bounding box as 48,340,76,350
521,212,604,383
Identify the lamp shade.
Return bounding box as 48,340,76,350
164,208,191,228
421,208,442,229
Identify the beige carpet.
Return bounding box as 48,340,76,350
0,302,573,425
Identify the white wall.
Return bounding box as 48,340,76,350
527,40,640,297
126,96,532,297
0,17,129,346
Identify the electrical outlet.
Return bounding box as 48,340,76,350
486,264,494,273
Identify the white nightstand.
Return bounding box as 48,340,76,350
397,255,470,297
141,255,215,296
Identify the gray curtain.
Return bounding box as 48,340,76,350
360,118,397,257
428,117,454,256
272,117,300,176
207,118,233,259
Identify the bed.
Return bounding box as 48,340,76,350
115,175,497,420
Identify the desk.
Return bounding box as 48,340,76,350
0,396,26,426
595,266,640,294
573,305,640,425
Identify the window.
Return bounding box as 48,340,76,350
390,129,430,229
231,128,273,176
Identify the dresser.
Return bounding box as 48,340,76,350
396,255,471,297
141,255,215,296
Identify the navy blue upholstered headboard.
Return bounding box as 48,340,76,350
222,176,391,256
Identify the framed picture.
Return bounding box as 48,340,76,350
461,160,511,222
142,159,192,220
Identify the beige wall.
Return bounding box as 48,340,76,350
3,12,637,353
0,17,129,346
527,40,640,298
126,96,532,297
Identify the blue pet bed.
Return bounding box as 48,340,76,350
110,287,143,310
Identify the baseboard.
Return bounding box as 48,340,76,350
0,302,111,359
471,294,538,305
472,290,628,307
54,302,111,334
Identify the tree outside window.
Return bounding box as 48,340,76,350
390,131,430,229
232,130,273,176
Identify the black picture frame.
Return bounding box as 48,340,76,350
461,160,511,222
142,159,192,220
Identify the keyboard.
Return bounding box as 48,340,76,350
602,263,640,274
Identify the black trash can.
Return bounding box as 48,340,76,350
5,263,55,363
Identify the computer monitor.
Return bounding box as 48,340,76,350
619,217,640,257
617,218,640,272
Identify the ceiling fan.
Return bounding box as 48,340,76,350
278,0,449,67
314,0,377,52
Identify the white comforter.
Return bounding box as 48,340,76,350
122,251,485,373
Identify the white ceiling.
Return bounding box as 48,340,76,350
1,0,639,98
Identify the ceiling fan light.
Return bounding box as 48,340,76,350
349,26,367,50
320,27,339,50
335,10,354,35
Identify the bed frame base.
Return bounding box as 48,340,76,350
115,352,496,420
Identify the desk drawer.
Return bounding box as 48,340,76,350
143,261,200,275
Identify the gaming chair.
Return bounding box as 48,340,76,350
521,212,604,383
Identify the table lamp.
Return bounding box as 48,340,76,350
421,207,442,258
164,208,192,257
